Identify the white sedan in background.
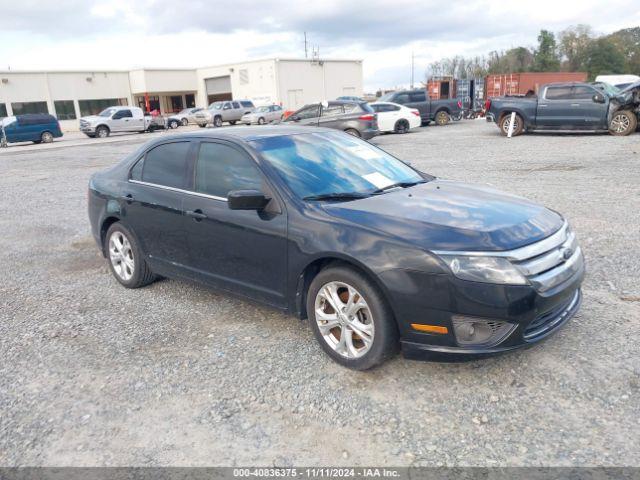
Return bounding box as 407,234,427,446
370,101,421,134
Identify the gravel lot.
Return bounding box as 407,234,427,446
1,121,639,467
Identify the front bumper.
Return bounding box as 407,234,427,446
486,113,495,123
80,125,96,133
379,248,585,362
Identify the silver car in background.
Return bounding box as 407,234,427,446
241,105,284,125
168,107,204,127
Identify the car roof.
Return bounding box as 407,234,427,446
150,125,337,143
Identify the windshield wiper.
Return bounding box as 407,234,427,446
303,192,371,201
373,180,426,194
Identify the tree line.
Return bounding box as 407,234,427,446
427,25,640,80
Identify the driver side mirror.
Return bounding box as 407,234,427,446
228,190,270,210
593,93,606,104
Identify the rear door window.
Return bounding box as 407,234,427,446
232,102,241,109
293,105,320,120
545,86,572,100
409,91,426,102
321,104,345,116
395,94,410,104
571,86,597,100
195,142,263,198
140,141,191,189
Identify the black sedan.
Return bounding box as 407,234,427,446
88,126,584,370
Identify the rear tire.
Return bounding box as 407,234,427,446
198,123,207,128
435,111,450,126
105,222,156,289
169,120,179,129
41,131,54,143
609,110,637,136
307,265,398,370
344,128,361,137
258,117,266,125
229,120,237,125
393,119,409,134
499,113,524,136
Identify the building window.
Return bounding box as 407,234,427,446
54,100,77,120
12,101,49,115
135,96,159,113
78,98,127,116
185,94,196,108
169,95,183,113
239,69,249,85
0,103,7,118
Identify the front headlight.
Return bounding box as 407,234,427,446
439,255,528,285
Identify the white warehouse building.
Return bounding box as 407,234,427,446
0,58,363,131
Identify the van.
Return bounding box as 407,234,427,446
0,114,63,144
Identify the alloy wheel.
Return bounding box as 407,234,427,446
502,117,519,134
314,281,374,359
41,132,53,143
108,231,135,281
611,114,630,134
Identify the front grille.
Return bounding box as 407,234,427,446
524,290,580,340
508,223,584,293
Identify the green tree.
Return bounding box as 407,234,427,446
606,27,640,74
584,38,626,79
533,30,561,71
559,24,593,71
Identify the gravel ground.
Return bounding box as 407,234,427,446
1,120,639,467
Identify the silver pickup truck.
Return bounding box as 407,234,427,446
195,100,255,127
79,106,152,138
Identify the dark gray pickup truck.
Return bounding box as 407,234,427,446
379,89,462,126
487,82,640,136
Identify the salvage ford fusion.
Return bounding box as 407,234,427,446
88,126,584,370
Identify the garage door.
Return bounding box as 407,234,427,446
205,76,232,104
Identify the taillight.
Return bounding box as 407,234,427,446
457,100,462,108
359,114,375,121
485,99,491,111
411,110,420,117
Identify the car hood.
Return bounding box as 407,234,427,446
80,115,101,123
321,179,563,252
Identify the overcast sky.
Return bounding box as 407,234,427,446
1,0,639,91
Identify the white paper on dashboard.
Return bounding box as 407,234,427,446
363,172,394,189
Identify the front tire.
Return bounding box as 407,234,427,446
258,117,266,125
105,223,156,289
96,126,110,138
229,120,236,125
169,120,179,129
181,118,188,127
307,265,398,370
609,110,637,136
213,116,223,128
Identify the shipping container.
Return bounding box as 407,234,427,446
456,78,485,107
485,72,588,98
427,77,456,100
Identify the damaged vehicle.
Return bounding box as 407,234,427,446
486,82,640,136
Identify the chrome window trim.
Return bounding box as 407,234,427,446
432,221,568,261
128,179,228,202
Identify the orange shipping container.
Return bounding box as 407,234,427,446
485,72,588,98
427,79,457,100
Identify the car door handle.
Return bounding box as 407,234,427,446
121,194,134,204
538,104,548,108
571,104,580,107
186,209,207,221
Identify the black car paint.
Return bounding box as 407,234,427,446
88,126,583,360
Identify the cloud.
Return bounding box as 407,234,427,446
0,0,638,90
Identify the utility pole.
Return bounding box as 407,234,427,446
304,32,308,58
410,51,415,89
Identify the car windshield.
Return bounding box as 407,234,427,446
594,83,621,97
256,106,270,112
98,108,118,117
250,131,425,200
209,102,223,110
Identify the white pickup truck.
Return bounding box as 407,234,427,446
79,106,152,138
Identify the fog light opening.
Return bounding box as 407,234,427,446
452,316,515,347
